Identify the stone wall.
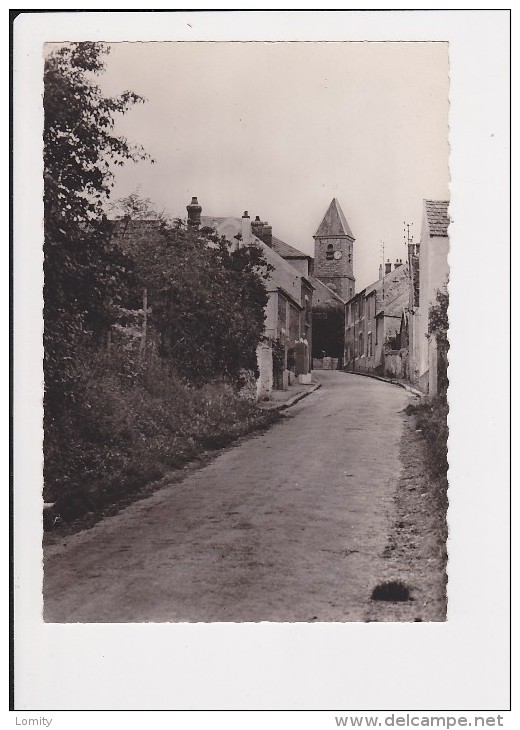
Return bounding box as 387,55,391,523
384,351,404,378
256,342,273,400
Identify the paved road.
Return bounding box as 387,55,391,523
44,371,411,622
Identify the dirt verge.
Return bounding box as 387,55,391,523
364,409,448,622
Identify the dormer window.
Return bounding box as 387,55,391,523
326,244,334,260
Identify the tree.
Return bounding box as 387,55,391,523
112,217,272,383
428,288,449,396
107,190,176,223
43,42,149,408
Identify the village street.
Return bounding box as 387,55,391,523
43,372,414,623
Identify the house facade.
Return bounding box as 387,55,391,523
111,198,314,400
344,261,410,376
407,199,449,394
196,203,314,397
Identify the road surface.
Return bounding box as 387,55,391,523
43,371,411,622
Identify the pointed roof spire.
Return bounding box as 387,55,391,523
314,198,354,239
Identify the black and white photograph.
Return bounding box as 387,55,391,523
12,8,510,715
40,38,450,624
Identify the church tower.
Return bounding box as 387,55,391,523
313,198,355,301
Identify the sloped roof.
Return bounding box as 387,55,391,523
202,215,306,305
310,275,346,306
202,219,310,260
352,262,410,316
113,215,309,307
314,198,354,239
425,200,450,237
270,235,310,259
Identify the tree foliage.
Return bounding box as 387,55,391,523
428,287,449,396
43,42,149,408
107,190,174,222
428,288,449,348
113,217,272,383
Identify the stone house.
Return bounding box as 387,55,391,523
407,199,450,394
193,200,315,397
111,199,314,399
344,260,410,376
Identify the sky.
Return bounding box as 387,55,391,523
98,41,449,291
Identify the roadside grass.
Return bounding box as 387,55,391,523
44,351,280,525
405,396,448,479
405,395,449,544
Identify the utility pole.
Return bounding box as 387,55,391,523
380,239,386,311
404,221,414,256
404,221,415,382
403,221,416,312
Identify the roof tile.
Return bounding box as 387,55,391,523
425,200,450,237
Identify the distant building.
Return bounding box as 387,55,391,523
344,260,409,377
313,198,356,301
196,202,315,396
112,200,314,399
408,199,450,394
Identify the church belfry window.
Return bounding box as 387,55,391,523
326,244,334,260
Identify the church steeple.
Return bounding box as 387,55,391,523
314,198,354,239
313,199,356,301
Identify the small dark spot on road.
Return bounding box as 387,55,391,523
371,580,412,602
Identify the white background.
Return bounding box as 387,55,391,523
11,7,512,720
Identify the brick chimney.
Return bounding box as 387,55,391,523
394,258,403,269
261,221,273,247
241,211,251,243
251,215,264,239
385,259,392,275
186,196,201,227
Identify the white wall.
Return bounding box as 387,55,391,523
417,209,449,380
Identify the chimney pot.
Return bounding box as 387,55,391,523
251,215,264,239
241,210,252,243
186,196,202,226
261,223,273,247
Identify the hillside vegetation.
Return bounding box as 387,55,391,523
43,42,273,525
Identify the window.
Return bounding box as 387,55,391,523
326,243,334,260
367,332,373,358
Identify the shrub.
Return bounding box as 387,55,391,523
44,347,279,523
404,396,449,518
